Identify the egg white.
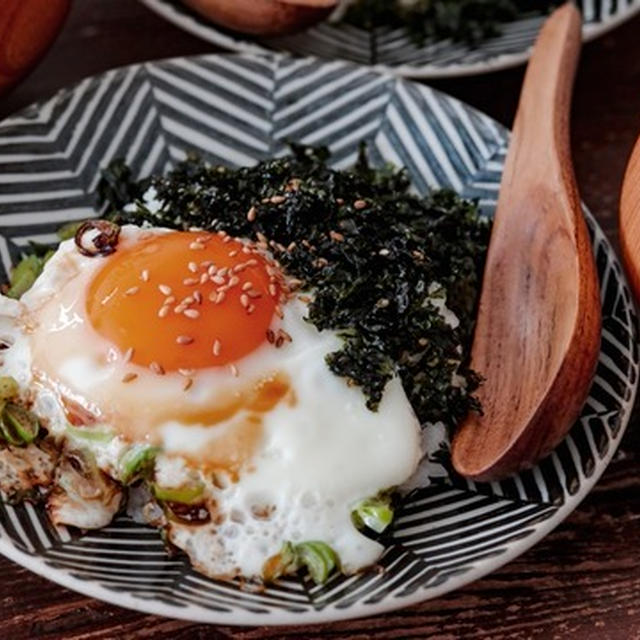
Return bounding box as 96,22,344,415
0,225,423,578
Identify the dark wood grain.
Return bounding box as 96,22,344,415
0,1,639,638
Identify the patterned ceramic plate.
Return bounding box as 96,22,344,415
0,54,636,625
139,0,640,78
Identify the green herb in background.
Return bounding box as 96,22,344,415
344,0,562,46
102,145,490,428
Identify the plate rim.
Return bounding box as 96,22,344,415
0,52,637,625
137,0,640,79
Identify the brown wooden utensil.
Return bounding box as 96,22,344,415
0,0,71,96
619,137,640,301
451,3,601,481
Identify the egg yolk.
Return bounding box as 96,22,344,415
86,231,281,372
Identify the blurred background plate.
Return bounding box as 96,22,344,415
138,0,640,78
0,53,637,625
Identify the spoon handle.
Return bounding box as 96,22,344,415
498,3,582,227
620,138,640,301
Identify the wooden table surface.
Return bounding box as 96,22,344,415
1,2,639,638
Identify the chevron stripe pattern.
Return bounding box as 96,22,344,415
0,54,636,625
139,0,640,78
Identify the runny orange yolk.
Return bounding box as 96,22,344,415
86,231,281,372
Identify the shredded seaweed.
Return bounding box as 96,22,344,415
101,146,490,427
343,0,562,46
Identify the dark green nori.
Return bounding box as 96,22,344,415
101,145,490,428
344,0,562,46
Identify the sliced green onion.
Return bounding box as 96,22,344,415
119,444,160,485
262,542,298,583
295,541,339,585
351,495,394,534
7,255,44,299
57,221,84,241
153,481,205,505
0,376,19,401
1,402,39,445
263,541,340,584
66,424,114,444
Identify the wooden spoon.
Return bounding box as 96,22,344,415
451,3,601,482
619,137,640,301
0,0,70,96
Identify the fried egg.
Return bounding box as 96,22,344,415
0,224,422,578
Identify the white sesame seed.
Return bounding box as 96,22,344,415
122,372,138,383
214,291,226,304
275,305,283,319
183,277,198,286
197,235,210,244
228,250,238,258
247,206,257,222
140,269,150,282
247,304,255,314
176,335,194,345
199,273,209,285
379,248,390,256
287,242,296,252
270,195,285,204
183,309,200,319
150,362,165,376
182,296,195,305
158,306,170,318
208,265,218,276
217,230,227,237
257,232,268,245
269,284,277,297
125,286,139,296
240,294,249,308
123,347,134,363
189,242,205,250
218,267,229,277
246,259,258,267
158,284,172,296
188,261,198,273
212,275,225,285
178,368,195,377
213,339,221,356
164,295,176,305
354,199,367,210
200,260,213,268
183,377,193,391
242,246,251,254
229,364,238,377
193,291,202,304
228,276,240,287
174,304,187,314
247,290,261,299
222,236,232,244
242,282,253,291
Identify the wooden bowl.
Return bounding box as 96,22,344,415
0,0,71,96
180,0,336,36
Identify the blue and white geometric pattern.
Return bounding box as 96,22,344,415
0,54,636,625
